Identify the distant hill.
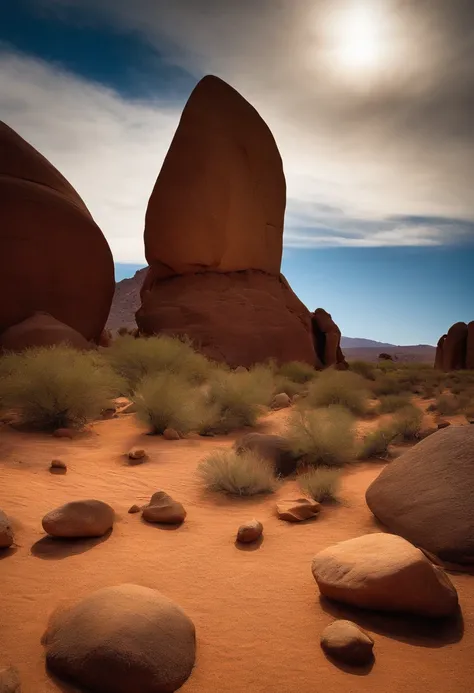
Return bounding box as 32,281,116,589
107,270,436,364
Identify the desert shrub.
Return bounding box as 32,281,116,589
277,361,317,384
133,373,207,435
377,393,412,413
273,375,305,398
358,424,397,460
104,334,211,391
428,393,463,416
305,369,371,416
197,448,277,496
0,346,124,429
392,404,424,441
349,360,376,380
286,406,356,468
298,467,341,502
371,373,404,396
202,365,274,433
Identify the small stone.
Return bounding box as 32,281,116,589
163,428,180,440
235,366,248,374
143,491,186,525
50,459,67,470
128,504,141,514
128,448,146,461
276,498,321,522
321,620,374,666
53,428,77,439
236,520,263,544
42,500,114,538
271,393,291,410
0,666,21,692
0,509,14,549
437,420,451,430
101,407,116,420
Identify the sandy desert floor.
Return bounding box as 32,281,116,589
1,406,472,693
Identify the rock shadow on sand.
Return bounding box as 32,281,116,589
322,651,375,676
234,535,264,552
31,529,112,560
319,596,464,648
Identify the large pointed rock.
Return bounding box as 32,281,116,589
366,426,474,564
0,122,114,347
442,322,468,370
311,308,347,369
466,321,474,370
137,76,316,367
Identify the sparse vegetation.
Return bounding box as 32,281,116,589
105,334,211,390
197,448,278,496
286,406,356,468
202,365,274,433
349,360,376,381
358,424,397,459
277,361,317,384
392,404,424,441
304,369,371,416
0,346,124,430
428,393,463,416
377,393,412,413
133,372,208,435
298,467,341,502
272,375,305,398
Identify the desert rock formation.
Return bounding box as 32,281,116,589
0,122,114,349
311,308,348,369
435,321,473,370
136,76,328,368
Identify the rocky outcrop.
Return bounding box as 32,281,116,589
43,584,196,693
311,309,348,369
0,121,114,349
136,76,320,367
366,426,474,565
312,533,458,617
435,321,472,370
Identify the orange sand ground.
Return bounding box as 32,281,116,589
1,406,472,693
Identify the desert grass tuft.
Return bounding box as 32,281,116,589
286,405,356,468
377,393,412,414
304,369,371,416
298,467,341,502
197,448,278,496
358,424,397,460
391,404,424,441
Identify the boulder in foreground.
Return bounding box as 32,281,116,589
311,533,458,617
0,666,21,693
366,426,474,564
143,491,186,524
321,620,374,666
42,583,196,693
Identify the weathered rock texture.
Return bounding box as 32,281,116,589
311,308,348,369
435,321,473,370
366,426,474,565
136,75,329,368
0,121,114,349
43,584,196,693
320,620,374,666
42,500,114,538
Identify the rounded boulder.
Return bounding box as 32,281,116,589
42,500,114,538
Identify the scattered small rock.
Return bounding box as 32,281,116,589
236,520,263,544
50,459,67,472
0,665,21,692
101,407,116,420
437,420,451,430
0,509,14,549
321,620,374,666
163,428,180,440
143,491,186,525
128,504,141,514
271,393,291,410
42,500,115,538
128,448,147,462
276,498,321,522
52,428,77,439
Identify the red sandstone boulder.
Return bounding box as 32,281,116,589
0,312,93,352
442,322,468,371
466,321,474,370
434,334,446,370
311,308,347,369
0,122,114,347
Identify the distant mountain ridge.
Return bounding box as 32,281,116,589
107,269,436,363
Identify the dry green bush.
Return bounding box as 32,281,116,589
428,393,463,416
298,467,341,502
349,360,376,381
377,393,412,413
286,406,356,468
0,346,124,429
197,448,278,496
272,375,305,398
392,404,424,441
133,373,208,435
104,334,211,391
305,369,371,416
277,361,317,384
202,365,274,433
358,424,397,460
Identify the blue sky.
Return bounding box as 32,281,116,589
2,0,473,345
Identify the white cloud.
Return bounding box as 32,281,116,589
1,0,473,264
